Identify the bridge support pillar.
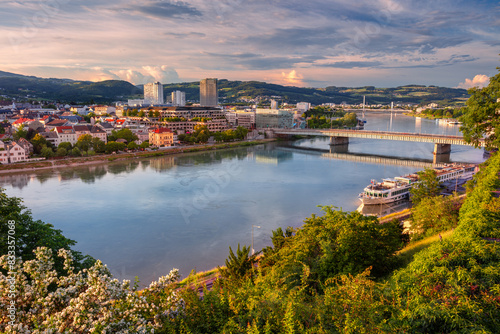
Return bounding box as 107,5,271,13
330,144,349,154
434,143,451,155
433,152,451,164
330,136,349,146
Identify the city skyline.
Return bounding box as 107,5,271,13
0,1,499,89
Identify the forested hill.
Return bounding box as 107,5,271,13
0,71,142,103
0,70,468,105
164,80,470,105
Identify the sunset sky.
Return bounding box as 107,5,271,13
0,0,499,88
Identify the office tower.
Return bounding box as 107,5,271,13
270,99,278,109
200,78,218,107
144,82,164,105
171,90,186,106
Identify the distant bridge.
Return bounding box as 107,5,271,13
272,129,484,155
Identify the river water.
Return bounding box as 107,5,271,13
1,114,485,285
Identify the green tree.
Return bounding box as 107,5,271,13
410,168,441,204
219,244,257,282
0,188,95,275
127,142,139,150
460,67,500,149
105,141,126,154
55,147,67,157
40,145,54,158
13,125,28,141
410,195,460,239
70,147,82,157
58,142,73,151
30,133,49,155
109,128,138,143
91,137,105,153
139,141,150,149
76,134,93,152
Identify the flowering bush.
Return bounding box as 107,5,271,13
0,247,181,333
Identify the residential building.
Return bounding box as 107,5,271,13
171,90,186,106
70,106,90,115
16,138,33,155
93,105,116,115
127,99,145,107
200,78,218,107
225,111,256,129
40,132,58,147
296,102,311,113
73,124,107,143
144,82,164,105
0,141,27,164
45,119,70,130
255,109,294,129
149,127,174,147
55,126,78,146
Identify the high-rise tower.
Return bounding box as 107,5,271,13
200,78,218,107
144,82,164,105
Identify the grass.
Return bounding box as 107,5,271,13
177,267,220,288
395,229,454,268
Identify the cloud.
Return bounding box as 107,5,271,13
457,74,490,89
129,0,202,19
315,61,383,68
280,70,305,86
112,66,180,84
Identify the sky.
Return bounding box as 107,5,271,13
0,0,499,89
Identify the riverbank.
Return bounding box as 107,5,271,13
0,138,276,175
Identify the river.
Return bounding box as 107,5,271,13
1,113,485,285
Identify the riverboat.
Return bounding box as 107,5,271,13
359,164,477,205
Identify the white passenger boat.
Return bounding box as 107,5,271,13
359,164,477,205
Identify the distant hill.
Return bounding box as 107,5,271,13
0,71,142,103
163,80,469,105
0,70,469,105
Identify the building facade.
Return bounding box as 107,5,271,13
149,128,174,147
144,82,164,105
171,91,186,106
255,109,294,129
200,78,218,107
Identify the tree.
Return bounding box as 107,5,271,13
40,145,54,158
127,142,139,150
55,147,67,157
410,168,441,205
92,137,105,153
30,133,49,155
13,125,28,141
410,195,460,239
219,244,257,282
460,67,500,149
139,141,150,149
76,134,93,152
105,141,126,154
109,128,138,143
58,142,72,151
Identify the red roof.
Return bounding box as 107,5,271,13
13,118,34,124
154,127,172,134
55,126,74,133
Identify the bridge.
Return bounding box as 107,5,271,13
272,129,485,155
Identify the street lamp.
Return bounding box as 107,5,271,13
252,225,261,255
